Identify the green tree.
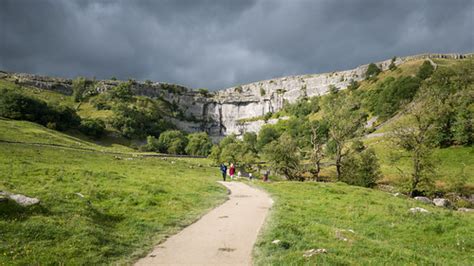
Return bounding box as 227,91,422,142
72,77,87,102
389,91,439,197
308,120,329,181
366,63,381,79
208,145,222,164
146,135,160,152
257,126,280,150
158,130,188,154
185,132,213,156
323,94,366,180
79,118,105,139
263,133,301,180
340,141,381,188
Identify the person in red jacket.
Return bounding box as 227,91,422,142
229,163,235,180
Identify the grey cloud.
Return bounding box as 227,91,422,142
0,0,472,90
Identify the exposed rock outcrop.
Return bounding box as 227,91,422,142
1,53,471,138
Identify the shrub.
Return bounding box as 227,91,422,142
417,60,435,80
72,77,87,102
146,135,160,152
257,125,280,150
366,63,381,79
340,146,381,188
79,118,106,139
260,87,266,96
185,132,213,156
389,57,397,71
109,82,133,101
347,80,360,91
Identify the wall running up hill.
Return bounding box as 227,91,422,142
1,53,471,140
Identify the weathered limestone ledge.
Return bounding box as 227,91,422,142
1,53,471,137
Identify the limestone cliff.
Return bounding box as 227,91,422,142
1,53,471,139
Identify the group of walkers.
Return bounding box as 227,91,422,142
219,163,270,182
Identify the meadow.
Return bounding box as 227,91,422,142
253,181,474,265
0,139,226,264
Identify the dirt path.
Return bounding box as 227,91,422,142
135,181,273,266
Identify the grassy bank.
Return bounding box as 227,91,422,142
253,181,473,265
0,142,226,264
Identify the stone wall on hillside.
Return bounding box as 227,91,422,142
1,53,471,138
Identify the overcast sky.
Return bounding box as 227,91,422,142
0,0,472,90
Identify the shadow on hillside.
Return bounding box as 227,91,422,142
0,200,50,221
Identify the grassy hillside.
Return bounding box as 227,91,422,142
253,181,474,265
0,119,226,264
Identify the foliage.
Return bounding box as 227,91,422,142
347,79,360,91
365,63,381,79
340,142,381,188
72,77,88,102
263,133,302,180
283,96,319,117
108,82,133,101
308,120,329,180
208,145,222,164
185,132,213,156
157,130,188,155
389,56,397,71
109,104,173,139
260,87,266,96
79,118,106,139
323,93,366,179
257,125,280,150
197,88,210,97
0,89,80,131
417,60,435,80
368,76,422,120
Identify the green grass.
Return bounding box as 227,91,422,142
0,141,226,264
0,118,134,153
253,181,474,265
366,136,474,187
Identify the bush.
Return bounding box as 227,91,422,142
347,80,360,91
158,130,187,155
0,89,80,131
257,126,280,150
146,135,160,152
340,144,381,188
79,118,106,139
417,60,434,80
109,82,133,101
185,132,213,156
366,63,381,79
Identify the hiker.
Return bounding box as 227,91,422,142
263,169,270,182
220,164,227,181
237,170,242,179
249,172,253,181
229,163,235,180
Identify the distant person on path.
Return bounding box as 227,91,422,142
220,164,227,181
229,163,235,180
249,173,253,181
237,170,242,179
263,169,270,182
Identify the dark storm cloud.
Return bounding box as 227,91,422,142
0,0,472,90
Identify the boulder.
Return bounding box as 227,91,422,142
0,191,40,207
457,208,474,213
8,194,40,207
433,198,451,208
414,196,433,205
409,207,429,214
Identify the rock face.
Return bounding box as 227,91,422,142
2,53,471,138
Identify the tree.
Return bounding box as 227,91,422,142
389,91,439,197
389,56,397,71
243,132,258,152
185,132,213,156
263,133,302,180
72,77,87,102
208,145,222,164
158,130,188,154
146,135,160,152
416,60,435,80
323,94,366,180
308,120,329,181
340,141,381,188
79,118,105,139
366,63,381,79
257,126,279,150
347,79,360,91
109,82,133,101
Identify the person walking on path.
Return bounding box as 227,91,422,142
263,169,270,182
229,163,235,180
220,164,227,181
